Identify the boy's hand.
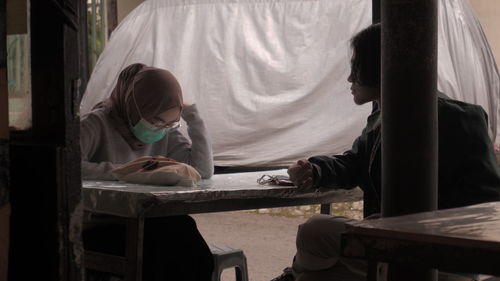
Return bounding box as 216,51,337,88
288,159,314,190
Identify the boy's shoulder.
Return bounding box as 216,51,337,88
438,95,486,121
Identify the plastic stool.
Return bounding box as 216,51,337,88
210,244,249,281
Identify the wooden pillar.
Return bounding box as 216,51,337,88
381,0,438,280
8,1,83,280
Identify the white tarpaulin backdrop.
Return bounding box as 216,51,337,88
80,0,500,167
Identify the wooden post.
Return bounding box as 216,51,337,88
381,0,438,280
8,0,83,280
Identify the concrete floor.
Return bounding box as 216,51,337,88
193,211,307,281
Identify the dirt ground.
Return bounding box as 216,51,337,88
194,202,363,281
194,207,500,281
193,210,306,281
90,203,361,281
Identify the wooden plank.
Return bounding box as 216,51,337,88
342,232,500,276
341,202,500,275
345,202,500,250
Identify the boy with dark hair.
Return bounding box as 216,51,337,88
272,23,500,281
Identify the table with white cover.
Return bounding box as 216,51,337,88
82,169,363,281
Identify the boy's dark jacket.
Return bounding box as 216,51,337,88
309,94,500,217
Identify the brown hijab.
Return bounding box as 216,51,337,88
93,63,183,150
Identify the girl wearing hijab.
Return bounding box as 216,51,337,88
81,63,214,281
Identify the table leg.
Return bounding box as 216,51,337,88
124,218,145,281
320,203,331,215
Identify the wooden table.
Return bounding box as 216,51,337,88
341,201,500,277
82,169,363,281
